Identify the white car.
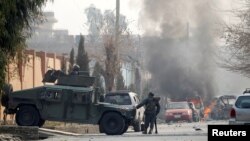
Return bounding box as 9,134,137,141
229,93,250,125
103,91,145,132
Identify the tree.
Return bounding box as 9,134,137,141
116,69,125,90
92,62,105,94
68,48,75,73
76,35,89,72
85,5,131,91
104,39,118,91
61,55,67,74
128,84,136,92
222,0,250,77
0,0,48,90
135,68,141,94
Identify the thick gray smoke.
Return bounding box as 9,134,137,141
140,0,221,101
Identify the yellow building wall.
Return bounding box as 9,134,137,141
35,56,43,87
23,54,34,89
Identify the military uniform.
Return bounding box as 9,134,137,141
136,92,160,134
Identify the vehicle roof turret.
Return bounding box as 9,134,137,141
42,69,95,87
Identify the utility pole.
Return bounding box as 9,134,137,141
113,0,120,91
115,0,120,60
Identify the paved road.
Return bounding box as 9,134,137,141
42,120,228,141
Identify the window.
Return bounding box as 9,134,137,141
168,102,189,109
73,91,93,104
235,96,250,108
104,94,132,105
41,90,62,102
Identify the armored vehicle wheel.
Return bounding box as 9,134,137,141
1,94,9,107
16,105,40,126
99,125,104,133
38,119,45,127
121,123,129,134
100,112,125,135
1,84,13,107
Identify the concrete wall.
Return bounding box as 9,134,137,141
0,49,67,121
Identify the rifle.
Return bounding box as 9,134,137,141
155,117,158,134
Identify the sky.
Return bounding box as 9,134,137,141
43,0,142,35
43,0,250,95
43,0,241,35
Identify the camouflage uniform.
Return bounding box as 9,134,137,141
136,92,160,134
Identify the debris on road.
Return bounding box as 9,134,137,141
193,125,202,131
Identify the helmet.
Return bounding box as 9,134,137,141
148,92,154,97
73,65,80,71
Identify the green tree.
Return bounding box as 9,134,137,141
68,48,75,73
76,35,89,72
92,62,105,94
116,69,125,90
0,0,48,89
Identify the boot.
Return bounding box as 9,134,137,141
148,128,152,134
142,128,147,134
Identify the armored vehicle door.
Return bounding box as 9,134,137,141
65,90,93,122
40,87,65,120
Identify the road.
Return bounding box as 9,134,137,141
41,120,228,141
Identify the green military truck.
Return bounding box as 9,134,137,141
0,69,136,135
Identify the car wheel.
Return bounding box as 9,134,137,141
133,120,141,132
16,105,40,126
100,112,125,135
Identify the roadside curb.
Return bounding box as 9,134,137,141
39,128,83,136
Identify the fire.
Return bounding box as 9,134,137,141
204,101,216,119
204,107,212,119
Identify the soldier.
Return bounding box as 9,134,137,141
136,92,160,134
70,65,80,75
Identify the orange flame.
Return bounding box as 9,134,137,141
204,101,216,119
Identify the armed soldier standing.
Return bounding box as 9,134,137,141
136,92,160,134
70,65,80,75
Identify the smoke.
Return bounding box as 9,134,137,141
140,0,221,101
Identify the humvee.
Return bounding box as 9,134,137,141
0,69,136,135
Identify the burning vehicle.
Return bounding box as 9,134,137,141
187,96,205,121
208,95,236,120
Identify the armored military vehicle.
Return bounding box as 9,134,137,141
0,69,136,135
